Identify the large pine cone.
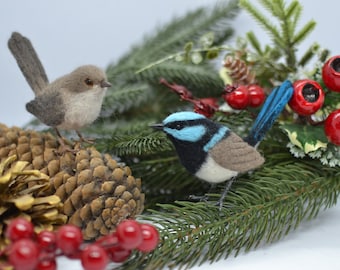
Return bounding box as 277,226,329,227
0,124,144,240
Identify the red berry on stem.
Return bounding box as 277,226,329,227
324,109,340,145
137,223,159,252
81,244,109,270
116,219,143,250
5,217,34,241
289,80,325,116
248,84,266,107
56,224,83,257
223,85,249,110
8,239,39,270
322,55,340,92
37,230,57,253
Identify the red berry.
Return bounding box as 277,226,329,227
5,217,34,241
248,84,266,107
322,55,340,92
324,109,340,145
137,223,159,253
116,220,143,250
8,239,39,270
97,232,131,262
36,258,57,270
289,80,325,116
81,244,109,270
56,225,83,257
37,231,57,253
223,85,249,110
107,245,131,263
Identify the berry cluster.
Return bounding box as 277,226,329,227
2,218,159,270
322,56,340,145
286,55,340,146
160,63,339,146
222,84,265,110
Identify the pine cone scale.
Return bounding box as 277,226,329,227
0,125,144,241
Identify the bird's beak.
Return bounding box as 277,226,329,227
149,123,164,130
101,80,112,88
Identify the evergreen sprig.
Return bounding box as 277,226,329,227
239,0,316,68
121,148,339,269
23,0,340,269
234,0,327,87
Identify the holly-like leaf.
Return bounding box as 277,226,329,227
281,123,328,153
219,67,233,85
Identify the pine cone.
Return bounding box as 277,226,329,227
0,154,66,249
223,55,256,85
0,124,144,240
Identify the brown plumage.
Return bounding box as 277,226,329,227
210,132,264,173
8,32,112,153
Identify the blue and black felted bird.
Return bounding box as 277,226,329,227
151,80,294,208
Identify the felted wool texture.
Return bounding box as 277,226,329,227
210,132,264,173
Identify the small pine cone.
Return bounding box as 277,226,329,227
0,124,145,240
223,55,256,85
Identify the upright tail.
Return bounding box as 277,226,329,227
245,80,294,146
8,32,49,95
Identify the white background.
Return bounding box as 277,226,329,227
1,1,340,269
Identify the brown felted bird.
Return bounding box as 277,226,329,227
8,32,111,152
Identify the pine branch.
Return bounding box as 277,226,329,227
121,152,340,269
96,128,170,156
291,20,316,45
246,31,263,55
236,0,315,84
101,83,152,115
239,0,283,46
138,62,224,97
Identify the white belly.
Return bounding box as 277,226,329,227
195,155,238,183
58,89,107,130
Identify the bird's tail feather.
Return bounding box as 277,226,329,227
245,80,293,146
8,32,49,95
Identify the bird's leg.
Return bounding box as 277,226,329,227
54,128,78,154
75,130,95,144
188,184,216,202
216,177,236,211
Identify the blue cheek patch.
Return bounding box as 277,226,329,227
164,125,206,142
203,126,229,152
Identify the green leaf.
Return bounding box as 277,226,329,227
199,32,215,48
206,49,219,59
281,124,328,153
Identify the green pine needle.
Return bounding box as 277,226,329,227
121,152,340,269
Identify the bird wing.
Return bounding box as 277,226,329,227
25,91,65,127
209,132,264,173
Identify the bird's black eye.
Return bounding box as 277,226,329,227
168,122,184,130
85,78,94,86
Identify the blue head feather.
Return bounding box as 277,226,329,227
162,111,227,143
163,111,205,125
